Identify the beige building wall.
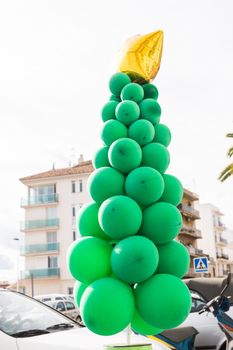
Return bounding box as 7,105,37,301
177,189,208,278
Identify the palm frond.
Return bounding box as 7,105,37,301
226,133,233,138
227,147,233,157
218,163,233,182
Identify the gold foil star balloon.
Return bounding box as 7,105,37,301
117,30,163,83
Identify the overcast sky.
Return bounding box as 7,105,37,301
0,0,232,281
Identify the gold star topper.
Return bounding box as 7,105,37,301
117,30,163,83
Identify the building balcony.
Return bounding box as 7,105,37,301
183,188,199,201
179,226,202,239
217,253,229,260
186,246,205,257
20,268,60,279
178,204,200,219
21,194,59,207
20,242,59,256
214,223,226,232
20,218,59,232
215,236,228,246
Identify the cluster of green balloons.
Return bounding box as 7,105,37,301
67,72,191,337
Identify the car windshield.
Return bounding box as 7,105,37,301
0,290,76,336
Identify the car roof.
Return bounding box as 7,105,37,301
184,277,233,302
34,294,68,297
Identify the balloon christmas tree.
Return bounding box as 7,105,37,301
67,30,191,337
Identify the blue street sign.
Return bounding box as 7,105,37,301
193,257,209,273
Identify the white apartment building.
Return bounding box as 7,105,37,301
19,158,93,296
224,228,233,272
195,203,230,277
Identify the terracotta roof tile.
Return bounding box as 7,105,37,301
20,160,94,182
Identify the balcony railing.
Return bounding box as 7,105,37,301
180,226,202,239
214,223,226,231
186,246,204,256
21,194,59,207
217,253,229,260
21,242,59,255
215,236,228,245
20,218,59,231
20,268,60,279
178,204,200,219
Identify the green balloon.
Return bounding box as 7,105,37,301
139,99,161,124
111,236,159,283
131,310,163,336
98,195,142,240
121,83,144,103
109,94,121,102
73,280,88,308
109,138,142,174
87,167,125,204
115,100,140,126
101,120,128,146
140,202,182,244
109,72,131,96
160,174,183,206
156,240,190,278
128,119,155,146
154,124,171,147
142,84,159,100
67,237,112,284
134,274,192,329
141,143,170,174
101,101,118,122
125,167,164,206
92,146,110,169
80,277,134,335
77,202,109,240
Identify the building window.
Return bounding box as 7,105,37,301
72,181,76,193
73,231,76,241
72,206,76,217
30,184,56,197
79,180,83,192
68,287,73,295
48,256,58,268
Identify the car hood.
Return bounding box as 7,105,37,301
17,326,168,350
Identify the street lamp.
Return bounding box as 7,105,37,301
13,237,20,292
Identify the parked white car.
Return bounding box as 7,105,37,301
34,294,74,303
0,289,167,350
45,300,81,322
